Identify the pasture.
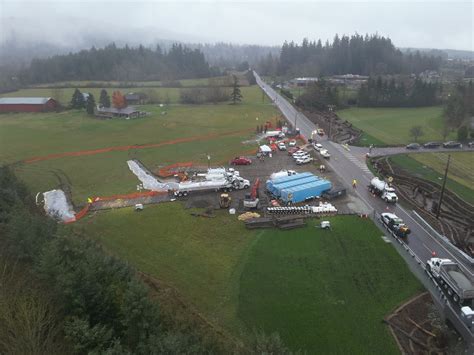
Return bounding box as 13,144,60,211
0,86,275,204
338,106,455,145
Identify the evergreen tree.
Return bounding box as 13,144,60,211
99,89,111,108
70,88,85,109
86,94,96,115
230,75,242,104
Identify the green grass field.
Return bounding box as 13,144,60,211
239,216,422,353
75,203,257,335
77,209,421,352
390,152,474,204
338,106,456,145
0,86,276,204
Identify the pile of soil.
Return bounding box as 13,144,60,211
300,108,362,143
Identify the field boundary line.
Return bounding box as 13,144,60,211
23,128,254,164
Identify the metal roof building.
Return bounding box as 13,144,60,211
0,97,58,112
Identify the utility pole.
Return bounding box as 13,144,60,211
436,154,450,219
294,111,298,130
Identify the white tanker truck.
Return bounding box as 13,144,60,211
368,177,398,203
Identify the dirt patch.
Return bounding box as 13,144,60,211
385,292,452,354
301,108,362,143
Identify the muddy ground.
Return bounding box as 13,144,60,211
179,144,366,215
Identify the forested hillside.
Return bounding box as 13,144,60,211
258,34,443,77
19,43,214,84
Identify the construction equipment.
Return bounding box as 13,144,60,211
244,178,260,209
368,177,398,203
219,193,232,208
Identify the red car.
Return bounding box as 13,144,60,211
287,147,300,155
230,157,252,165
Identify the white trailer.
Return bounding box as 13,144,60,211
174,176,250,196
368,177,398,203
264,130,285,138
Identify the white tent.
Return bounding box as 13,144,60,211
259,145,272,153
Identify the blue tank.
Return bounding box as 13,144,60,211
272,176,320,197
266,172,313,196
280,179,332,204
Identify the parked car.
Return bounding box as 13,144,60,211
468,142,474,148
320,149,331,159
230,157,252,165
278,142,287,151
288,140,297,147
317,128,325,136
296,156,313,165
287,147,300,155
293,153,310,160
443,141,462,149
423,142,441,148
406,143,421,150
313,143,323,151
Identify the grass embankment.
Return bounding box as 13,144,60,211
79,208,422,353
239,216,422,353
0,86,275,204
390,152,474,204
338,106,456,146
77,203,258,336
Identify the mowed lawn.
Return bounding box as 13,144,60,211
238,216,422,353
76,203,258,336
390,152,474,204
78,209,421,352
338,106,456,145
0,86,276,204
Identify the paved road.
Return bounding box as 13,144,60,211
350,145,473,157
255,71,474,346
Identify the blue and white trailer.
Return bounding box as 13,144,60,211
280,179,332,204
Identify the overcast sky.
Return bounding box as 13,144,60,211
1,0,473,50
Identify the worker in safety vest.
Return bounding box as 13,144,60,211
352,179,357,188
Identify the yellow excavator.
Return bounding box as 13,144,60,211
219,193,232,208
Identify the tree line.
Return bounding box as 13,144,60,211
258,33,443,77
358,77,441,107
444,80,474,140
19,43,216,84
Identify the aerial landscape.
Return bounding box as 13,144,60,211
0,0,473,354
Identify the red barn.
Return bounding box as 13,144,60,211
0,97,58,113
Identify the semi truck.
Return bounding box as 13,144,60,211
426,258,474,305
368,177,398,203
380,212,411,238
279,179,332,205
174,176,249,196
